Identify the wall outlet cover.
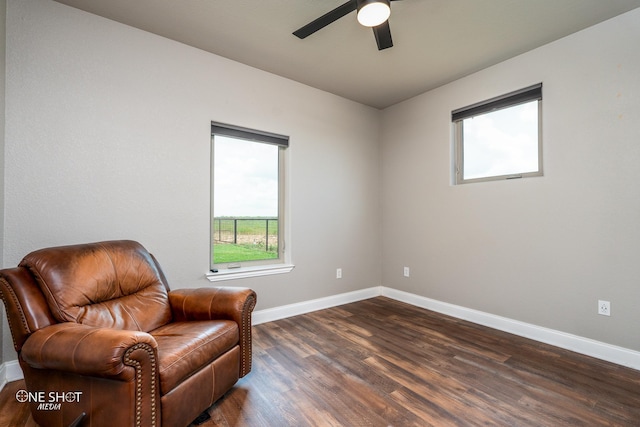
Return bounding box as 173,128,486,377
598,300,610,316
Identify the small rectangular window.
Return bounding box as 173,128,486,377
211,123,288,271
452,83,543,184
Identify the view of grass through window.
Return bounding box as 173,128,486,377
212,217,278,263
212,135,280,265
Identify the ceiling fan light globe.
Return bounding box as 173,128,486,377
357,0,391,27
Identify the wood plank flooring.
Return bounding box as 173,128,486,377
2,297,639,426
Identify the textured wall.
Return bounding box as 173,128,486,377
3,0,382,361
0,0,6,366
381,9,640,351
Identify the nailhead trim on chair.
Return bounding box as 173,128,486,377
241,294,257,377
124,343,158,427
0,282,27,350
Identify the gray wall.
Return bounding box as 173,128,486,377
0,0,6,366
2,0,639,367
2,0,382,361
381,8,640,351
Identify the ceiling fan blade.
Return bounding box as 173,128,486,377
293,0,357,39
373,21,393,50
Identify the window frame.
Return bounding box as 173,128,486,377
207,122,293,282
452,83,543,184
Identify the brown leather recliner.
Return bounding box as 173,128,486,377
0,240,256,427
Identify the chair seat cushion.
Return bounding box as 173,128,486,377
151,320,239,394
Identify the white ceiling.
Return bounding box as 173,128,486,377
53,0,640,109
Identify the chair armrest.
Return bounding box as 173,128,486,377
169,287,256,377
168,287,256,324
21,323,158,380
0,267,57,352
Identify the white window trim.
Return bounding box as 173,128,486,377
210,122,290,273
206,263,295,282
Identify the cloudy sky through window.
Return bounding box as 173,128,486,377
214,136,278,217
463,100,539,180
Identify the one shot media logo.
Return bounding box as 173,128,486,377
16,389,82,411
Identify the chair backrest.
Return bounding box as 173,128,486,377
18,240,172,332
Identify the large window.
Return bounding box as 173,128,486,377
452,83,543,184
210,123,288,275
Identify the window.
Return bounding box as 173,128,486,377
453,83,542,184
209,123,291,280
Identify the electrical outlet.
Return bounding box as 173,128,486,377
598,300,610,316
403,267,410,277
336,268,342,279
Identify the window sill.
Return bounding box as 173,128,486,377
206,264,295,282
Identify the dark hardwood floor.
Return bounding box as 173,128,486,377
2,297,639,426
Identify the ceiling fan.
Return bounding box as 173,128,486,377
293,0,402,51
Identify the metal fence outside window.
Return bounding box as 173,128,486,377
213,217,278,252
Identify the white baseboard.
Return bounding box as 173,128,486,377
381,287,640,371
0,289,380,392
3,285,638,393
252,287,381,325
0,359,24,391
253,285,640,371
